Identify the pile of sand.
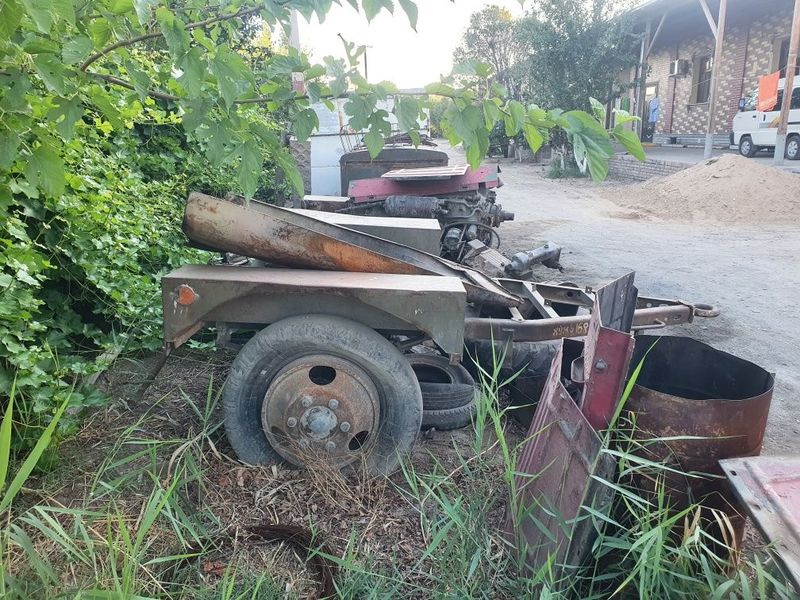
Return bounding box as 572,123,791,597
604,154,800,224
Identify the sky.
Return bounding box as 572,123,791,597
296,1,527,89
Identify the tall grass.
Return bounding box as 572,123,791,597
0,352,796,599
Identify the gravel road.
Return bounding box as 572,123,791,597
482,158,800,455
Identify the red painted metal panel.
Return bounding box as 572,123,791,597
381,164,469,180
720,456,800,590
348,166,503,202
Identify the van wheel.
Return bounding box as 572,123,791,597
786,135,800,161
222,314,422,476
738,136,757,158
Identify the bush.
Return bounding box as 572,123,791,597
0,104,278,449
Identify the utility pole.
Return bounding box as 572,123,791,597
775,0,800,166
703,0,728,159
636,20,652,140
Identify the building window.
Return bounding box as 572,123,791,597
775,38,799,77
693,56,713,104
773,88,800,112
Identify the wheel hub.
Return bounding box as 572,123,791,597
262,354,380,468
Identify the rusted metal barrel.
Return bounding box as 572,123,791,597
626,335,774,546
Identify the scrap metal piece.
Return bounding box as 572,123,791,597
571,273,637,430
300,195,350,212
348,165,502,202
505,342,616,581
720,456,800,590
286,208,442,254
182,192,520,308
382,164,469,180
383,195,443,219
506,276,642,583
505,243,564,277
461,240,511,279
626,335,775,548
464,303,698,343
162,265,468,359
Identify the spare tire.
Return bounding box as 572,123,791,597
406,354,476,410
422,402,477,431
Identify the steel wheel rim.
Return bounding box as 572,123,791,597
262,354,380,468
741,140,751,155
788,139,799,159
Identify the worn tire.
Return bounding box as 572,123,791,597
421,401,477,431
786,134,800,161
406,354,476,410
222,314,422,476
738,135,758,158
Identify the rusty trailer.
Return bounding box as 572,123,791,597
162,192,719,475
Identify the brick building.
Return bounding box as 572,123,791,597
624,0,796,145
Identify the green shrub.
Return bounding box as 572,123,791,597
0,105,277,449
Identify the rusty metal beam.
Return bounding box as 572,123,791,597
182,192,520,308
463,304,695,343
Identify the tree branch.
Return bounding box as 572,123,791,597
79,5,263,72
89,72,180,101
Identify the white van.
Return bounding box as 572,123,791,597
732,78,800,160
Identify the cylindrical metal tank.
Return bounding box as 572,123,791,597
625,335,774,546
339,147,448,195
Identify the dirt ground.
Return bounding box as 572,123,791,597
482,156,800,456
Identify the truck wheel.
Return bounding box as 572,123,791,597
222,315,422,476
406,354,476,410
738,135,757,158
422,402,477,431
786,135,800,160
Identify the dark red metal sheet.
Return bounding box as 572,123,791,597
720,456,800,590
573,273,636,430
505,343,616,579
348,165,502,202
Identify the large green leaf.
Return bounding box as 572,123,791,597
612,125,646,161
20,0,53,33
48,96,83,140
0,0,24,39
177,46,206,96
211,45,252,109
398,0,417,30
394,95,421,132
25,144,65,197
235,139,262,198
505,100,526,136
156,7,189,61
361,0,393,21
275,149,304,196
364,128,384,159
32,54,66,95
558,110,614,182
292,108,319,141
0,130,21,169
61,36,93,65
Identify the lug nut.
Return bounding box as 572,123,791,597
287,417,297,428
328,399,339,410
302,397,313,408
325,441,336,452
340,421,351,433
